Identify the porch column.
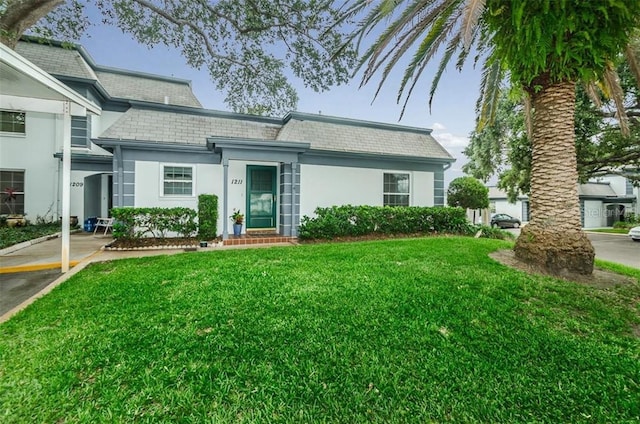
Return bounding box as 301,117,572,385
222,157,229,240
291,162,297,237
60,101,71,273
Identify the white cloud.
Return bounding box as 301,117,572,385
432,131,470,148
431,122,446,131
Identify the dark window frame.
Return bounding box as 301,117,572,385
383,172,410,207
0,110,26,134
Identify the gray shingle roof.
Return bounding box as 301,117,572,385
95,71,201,108
99,108,280,143
277,115,453,160
99,108,454,161
16,41,97,80
578,182,617,197
16,40,200,108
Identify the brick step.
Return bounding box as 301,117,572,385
223,236,296,246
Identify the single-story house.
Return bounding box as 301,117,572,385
488,176,639,229
1,38,455,240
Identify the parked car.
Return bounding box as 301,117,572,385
490,213,521,229
628,226,640,242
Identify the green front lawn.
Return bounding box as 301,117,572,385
1,238,639,422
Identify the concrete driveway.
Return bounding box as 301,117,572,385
504,229,639,269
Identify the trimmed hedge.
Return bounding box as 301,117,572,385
298,205,469,240
198,194,219,240
111,207,197,240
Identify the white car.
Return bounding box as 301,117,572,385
629,226,640,242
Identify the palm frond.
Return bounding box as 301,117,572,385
624,42,640,90
475,56,503,131
602,63,630,136
584,81,603,108
396,2,462,103
523,93,533,140
460,0,485,51
429,33,462,111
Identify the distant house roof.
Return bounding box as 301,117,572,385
489,182,629,201
578,182,618,198
98,107,454,161
15,39,201,108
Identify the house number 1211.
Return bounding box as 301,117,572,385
231,179,243,185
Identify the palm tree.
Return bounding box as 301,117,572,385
339,0,640,275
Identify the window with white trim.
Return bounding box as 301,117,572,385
0,111,26,134
383,173,410,206
162,165,194,196
1,170,25,215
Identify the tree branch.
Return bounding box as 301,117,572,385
130,0,258,72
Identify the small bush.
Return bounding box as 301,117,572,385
111,207,197,240
613,221,635,230
198,194,219,240
464,224,516,240
298,205,469,240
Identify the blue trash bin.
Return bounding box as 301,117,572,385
84,217,98,232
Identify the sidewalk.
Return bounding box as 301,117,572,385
0,232,112,273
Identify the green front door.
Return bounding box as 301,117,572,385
246,166,277,229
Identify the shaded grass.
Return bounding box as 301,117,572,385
1,237,639,422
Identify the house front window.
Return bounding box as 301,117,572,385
383,173,410,206
1,170,25,215
162,165,194,196
0,111,26,134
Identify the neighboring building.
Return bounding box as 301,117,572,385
488,175,639,229
1,39,454,239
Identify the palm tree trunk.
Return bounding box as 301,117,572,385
514,80,595,275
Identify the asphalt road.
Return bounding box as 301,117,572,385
504,229,639,269
0,269,62,315
586,232,640,269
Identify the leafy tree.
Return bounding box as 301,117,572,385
447,177,489,210
0,0,357,116
447,177,489,224
340,0,640,276
464,58,640,202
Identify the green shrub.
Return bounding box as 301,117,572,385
111,207,197,240
298,205,469,240
198,194,219,240
464,224,516,240
0,222,61,249
613,220,637,229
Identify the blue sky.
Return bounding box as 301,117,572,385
79,21,482,186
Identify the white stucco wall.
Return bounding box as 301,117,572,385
299,164,434,218
134,160,222,233
582,200,604,228
491,199,523,221
0,111,61,220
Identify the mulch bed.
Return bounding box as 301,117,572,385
106,237,219,250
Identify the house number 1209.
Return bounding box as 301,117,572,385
231,179,243,184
